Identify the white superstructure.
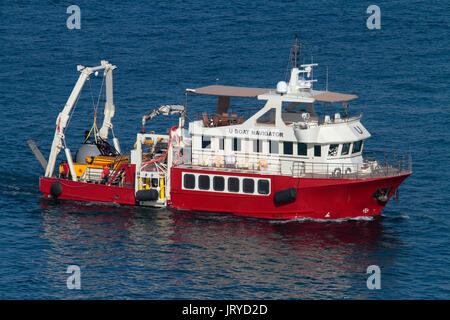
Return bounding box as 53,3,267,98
184,40,371,177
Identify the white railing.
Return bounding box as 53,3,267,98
292,151,412,179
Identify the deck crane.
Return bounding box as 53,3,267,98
141,104,185,133
44,60,118,180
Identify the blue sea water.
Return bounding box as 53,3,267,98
0,0,449,299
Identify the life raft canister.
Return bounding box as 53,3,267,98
274,187,297,206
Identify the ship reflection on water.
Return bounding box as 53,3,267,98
38,199,398,299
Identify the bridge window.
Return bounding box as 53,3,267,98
233,138,241,151
243,178,254,194
283,142,293,155
219,138,224,150
183,174,195,189
213,176,225,191
297,143,307,156
328,144,339,156
228,177,240,192
258,180,270,195
269,140,279,154
314,145,321,157
341,143,350,155
253,139,263,153
198,175,210,190
352,140,363,153
202,136,211,149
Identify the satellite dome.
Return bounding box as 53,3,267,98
276,81,288,94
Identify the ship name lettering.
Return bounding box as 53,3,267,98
251,129,283,138
229,128,283,138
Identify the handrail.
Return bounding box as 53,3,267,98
291,150,412,179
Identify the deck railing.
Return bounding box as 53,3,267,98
292,150,412,179
177,150,411,180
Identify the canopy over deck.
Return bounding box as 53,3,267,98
311,90,358,103
187,85,358,115
187,85,273,115
188,85,273,98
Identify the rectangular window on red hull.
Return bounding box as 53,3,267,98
183,174,195,189
243,178,254,193
198,175,210,190
213,176,225,191
228,177,239,192
258,180,270,194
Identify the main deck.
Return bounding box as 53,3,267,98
174,150,411,180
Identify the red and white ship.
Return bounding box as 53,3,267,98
35,39,411,220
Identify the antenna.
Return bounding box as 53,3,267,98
326,66,328,91
292,35,301,68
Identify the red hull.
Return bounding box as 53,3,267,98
169,167,411,220
39,177,136,205
39,169,410,220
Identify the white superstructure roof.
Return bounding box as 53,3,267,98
188,85,357,103
188,85,272,97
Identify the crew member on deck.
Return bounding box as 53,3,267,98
101,165,110,184
60,162,70,179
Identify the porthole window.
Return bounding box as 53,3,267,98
198,175,210,190
183,174,195,189
228,177,240,192
243,178,255,194
213,176,225,191
257,180,270,195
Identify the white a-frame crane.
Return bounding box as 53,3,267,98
44,60,118,180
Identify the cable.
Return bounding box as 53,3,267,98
142,126,178,166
